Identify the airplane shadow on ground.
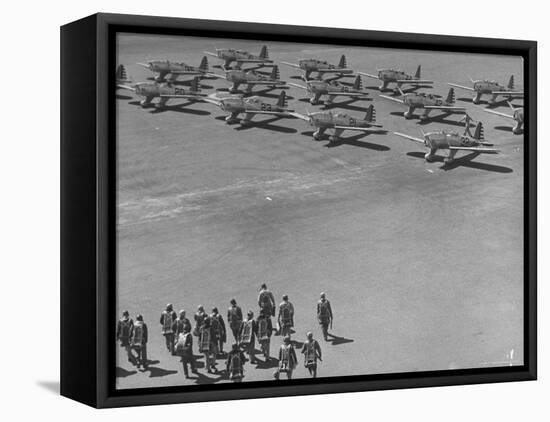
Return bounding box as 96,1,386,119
189,370,226,385
214,116,297,134
456,97,512,107
406,151,513,173
414,113,468,127
146,365,179,378
116,94,133,100
254,357,280,369
494,125,522,134
215,87,290,100
297,98,372,110
116,367,138,378
301,131,389,151
327,334,354,346
127,101,210,116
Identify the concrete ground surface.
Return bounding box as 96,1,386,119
115,33,524,389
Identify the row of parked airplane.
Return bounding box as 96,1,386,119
116,45,524,164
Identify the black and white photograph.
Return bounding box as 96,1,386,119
114,32,525,390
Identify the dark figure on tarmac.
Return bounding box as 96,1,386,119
194,305,208,336
301,331,322,378
160,303,177,354
199,316,217,373
227,299,243,342
226,343,247,382
317,292,333,341
239,310,257,364
258,283,276,317
175,325,196,378
274,335,297,380
277,295,294,337
256,310,274,360
116,310,134,365
210,307,227,356
130,314,148,370
172,309,192,337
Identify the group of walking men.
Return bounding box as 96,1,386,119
116,284,334,382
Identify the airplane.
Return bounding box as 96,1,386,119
289,75,369,105
448,75,523,104
137,56,210,82
393,120,499,164
281,55,355,80
380,87,466,120
116,64,132,85
358,65,433,92
291,105,383,141
117,76,205,108
482,101,524,134
201,90,294,125
204,45,273,70
210,65,287,94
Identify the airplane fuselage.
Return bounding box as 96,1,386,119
134,83,201,107
401,92,452,119
225,70,282,93
421,131,489,163
147,60,199,74
378,69,414,82
309,111,370,129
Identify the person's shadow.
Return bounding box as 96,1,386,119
36,381,59,395
327,334,354,345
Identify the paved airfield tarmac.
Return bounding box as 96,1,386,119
115,34,524,389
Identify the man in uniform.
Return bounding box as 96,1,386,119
258,283,276,317
199,316,217,373
160,304,177,354
172,309,192,337
116,310,135,365
175,325,196,378
274,335,297,380
301,331,322,378
256,309,274,361
227,298,243,342
130,314,148,370
317,292,333,341
226,343,247,382
239,310,257,364
277,294,294,337
210,307,227,357
194,305,208,337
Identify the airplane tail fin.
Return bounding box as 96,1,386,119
199,56,209,72
190,76,201,92
364,104,376,123
338,55,347,69
473,122,484,140
260,45,269,60
445,87,455,104
116,64,128,81
277,90,288,108
353,75,362,90
508,75,515,90
271,65,280,81
415,65,421,79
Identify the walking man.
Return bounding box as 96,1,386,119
130,314,148,370
301,332,322,377
194,305,208,337
227,299,243,342
199,316,217,373
210,307,227,356
277,295,294,337
172,309,192,337
226,343,247,382
175,325,196,378
258,283,276,317
256,309,274,361
274,335,297,380
317,292,333,341
160,304,177,354
116,310,135,365
239,310,257,364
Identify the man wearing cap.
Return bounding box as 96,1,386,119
274,335,297,380
226,343,247,382
256,309,274,361
317,292,333,341
277,294,294,337
199,316,217,373
116,310,135,365
160,304,177,354
193,305,208,337
130,314,149,370
301,332,322,377
172,309,192,337
258,283,276,317
210,307,227,357
227,299,243,342
239,310,257,364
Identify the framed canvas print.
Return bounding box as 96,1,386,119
60,13,537,408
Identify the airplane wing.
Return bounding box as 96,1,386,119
448,82,475,91
159,94,204,99
423,105,466,111
379,94,404,104
288,82,308,90
318,68,354,74
396,79,433,84
325,91,367,97
199,97,223,106
236,59,273,64
280,61,301,69
117,84,136,91
357,71,379,79
136,62,151,69
287,111,310,121
333,125,383,131
204,72,224,79
203,51,218,58
448,146,500,152
492,91,524,96
483,108,514,119
246,80,285,85
393,132,425,144
242,109,290,116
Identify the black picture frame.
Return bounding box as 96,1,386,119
61,12,537,408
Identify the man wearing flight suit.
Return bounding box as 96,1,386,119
227,298,243,342
258,283,276,317
317,292,333,341
301,331,322,378
274,335,297,380
239,310,257,364
172,309,192,337
116,310,135,365
256,309,274,361
277,294,294,337
210,307,227,357
175,325,196,378
130,314,148,370
160,303,177,354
